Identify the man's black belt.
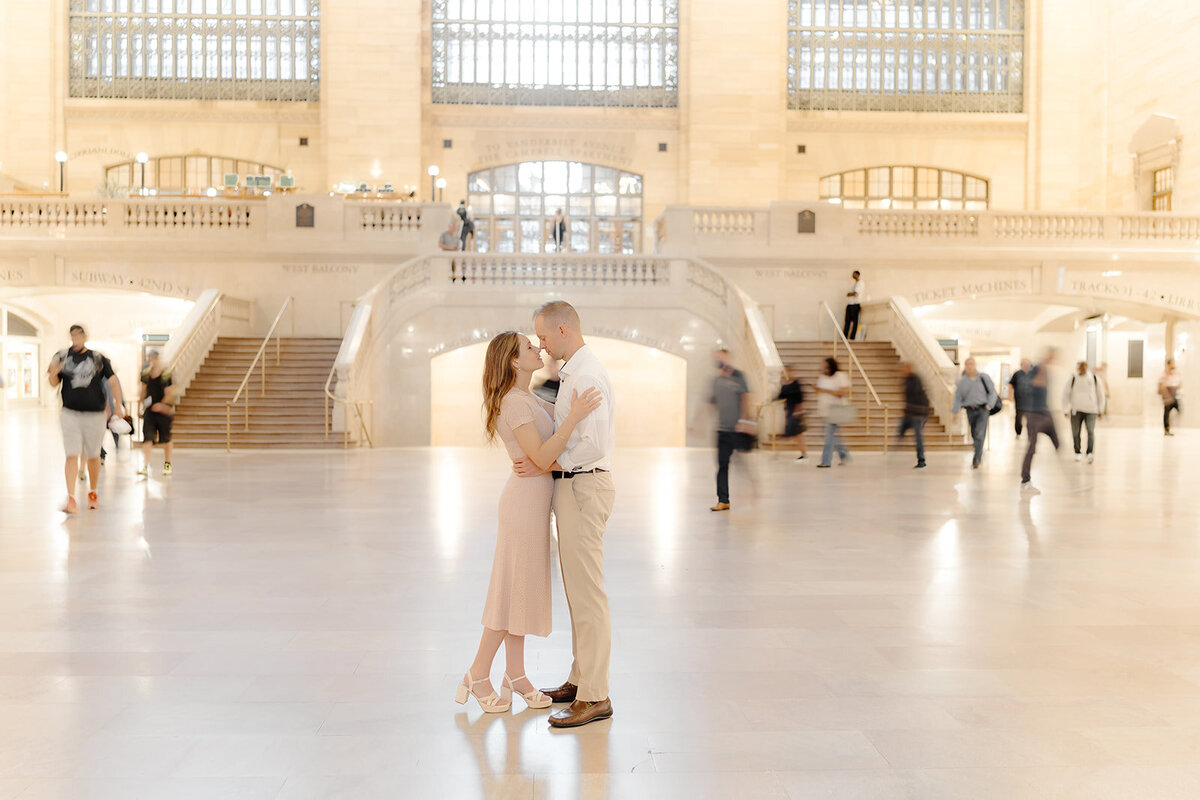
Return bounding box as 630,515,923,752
552,468,609,480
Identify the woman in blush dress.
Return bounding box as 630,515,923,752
456,331,601,713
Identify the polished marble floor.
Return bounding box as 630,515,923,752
2,407,1200,799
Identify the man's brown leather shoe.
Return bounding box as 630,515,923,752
540,680,577,703
548,698,613,728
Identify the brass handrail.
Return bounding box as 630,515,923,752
323,362,375,448
224,296,294,452
817,299,894,451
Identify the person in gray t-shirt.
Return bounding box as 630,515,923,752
707,349,751,511
437,219,461,251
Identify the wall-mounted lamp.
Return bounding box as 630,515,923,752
135,151,149,194
427,164,440,201
54,150,68,192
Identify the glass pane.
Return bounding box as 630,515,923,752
617,172,641,194
468,170,491,192
493,218,515,252
842,169,865,197
619,197,641,216
593,166,618,194
543,160,569,193
596,220,618,253
892,166,914,198
468,193,491,214
867,167,889,197
474,220,490,252
594,195,617,217
493,193,516,215
520,219,542,253
518,161,542,192
916,167,938,198
570,219,589,252
568,162,590,192
942,171,963,199
519,195,542,215
544,195,566,215
569,195,591,216
493,164,517,191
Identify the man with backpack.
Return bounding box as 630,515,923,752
1063,360,1106,463
951,357,999,470
47,324,124,513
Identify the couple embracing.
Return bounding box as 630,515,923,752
454,301,616,729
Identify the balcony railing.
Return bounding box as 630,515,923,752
0,195,443,250
655,204,1200,254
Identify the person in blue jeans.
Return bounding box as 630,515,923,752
815,357,851,468
952,357,998,469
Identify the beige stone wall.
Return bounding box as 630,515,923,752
2,0,1196,215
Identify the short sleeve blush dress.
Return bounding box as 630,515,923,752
481,389,555,637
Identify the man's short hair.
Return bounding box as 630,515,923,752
69,324,85,334
534,300,580,330
148,349,161,359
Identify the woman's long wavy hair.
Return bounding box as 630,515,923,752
482,331,523,442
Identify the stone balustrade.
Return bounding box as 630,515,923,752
443,254,670,287
0,194,442,251
655,203,1200,258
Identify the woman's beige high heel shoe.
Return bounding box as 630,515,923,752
500,673,552,709
455,669,511,713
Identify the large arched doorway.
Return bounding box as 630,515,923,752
430,335,685,447
466,161,643,254
1,307,41,405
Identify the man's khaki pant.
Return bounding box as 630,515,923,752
553,472,615,702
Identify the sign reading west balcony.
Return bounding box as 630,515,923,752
295,203,315,228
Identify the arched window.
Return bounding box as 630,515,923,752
105,153,285,194
68,0,321,101
431,0,679,107
467,161,643,254
787,0,1024,112
819,166,989,209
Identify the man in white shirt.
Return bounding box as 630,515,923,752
843,270,864,340
1062,360,1105,463
515,300,616,728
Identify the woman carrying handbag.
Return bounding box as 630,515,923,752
815,357,853,468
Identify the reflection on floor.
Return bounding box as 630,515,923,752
2,407,1199,799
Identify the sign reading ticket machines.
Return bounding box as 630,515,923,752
798,210,816,233
295,204,315,228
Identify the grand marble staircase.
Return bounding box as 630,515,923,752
768,340,969,452
172,337,341,448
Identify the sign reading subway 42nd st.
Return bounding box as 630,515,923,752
61,265,197,299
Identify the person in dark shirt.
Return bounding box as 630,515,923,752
47,324,124,513
707,349,752,511
776,368,808,461
138,349,177,477
896,362,930,469
1021,349,1061,493
1008,358,1033,437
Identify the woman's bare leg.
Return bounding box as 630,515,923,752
467,627,505,698
503,633,536,695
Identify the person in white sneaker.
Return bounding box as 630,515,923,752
138,350,177,476
48,324,124,513
1063,360,1105,463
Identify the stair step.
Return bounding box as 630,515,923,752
176,336,345,449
